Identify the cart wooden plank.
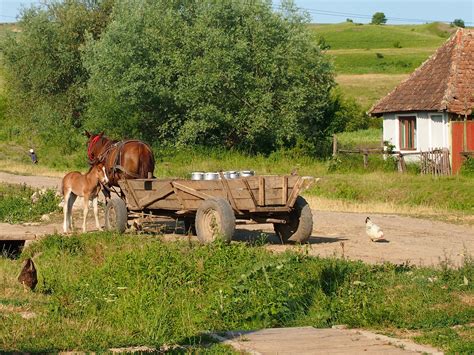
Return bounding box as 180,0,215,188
121,175,313,213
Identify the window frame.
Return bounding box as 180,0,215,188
398,115,416,150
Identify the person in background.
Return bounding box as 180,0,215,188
29,149,38,164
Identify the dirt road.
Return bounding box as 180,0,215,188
1,172,472,267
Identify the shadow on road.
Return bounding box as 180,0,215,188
233,228,349,245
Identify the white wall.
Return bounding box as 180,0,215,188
429,113,448,148
382,113,398,148
383,111,448,162
383,112,448,152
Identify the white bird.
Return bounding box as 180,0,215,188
365,217,385,242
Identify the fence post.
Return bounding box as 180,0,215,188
397,153,406,173
332,134,338,157
363,149,368,169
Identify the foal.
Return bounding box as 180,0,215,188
62,163,109,233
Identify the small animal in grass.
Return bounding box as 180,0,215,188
365,217,385,242
18,258,38,291
61,162,109,233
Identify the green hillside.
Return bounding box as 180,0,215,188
310,22,454,76
307,22,457,107
309,22,453,50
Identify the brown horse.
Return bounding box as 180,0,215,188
85,131,155,191
62,163,109,233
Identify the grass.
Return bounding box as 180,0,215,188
335,128,382,148
329,48,434,74
154,146,328,178
310,22,452,102
336,74,408,109
309,22,452,50
1,233,472,352
309,171,474,214
0,184,60,224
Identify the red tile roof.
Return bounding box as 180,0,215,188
370,29,474,116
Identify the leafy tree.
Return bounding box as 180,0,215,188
328,89,369,133
1,0,114,147
452,19,465,28
371,12,387,25
83,0,335,154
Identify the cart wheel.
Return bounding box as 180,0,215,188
195,198,235,243
274,196,313,243
184,217,197,236
105,198,128,233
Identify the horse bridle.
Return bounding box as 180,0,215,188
87,135,101,162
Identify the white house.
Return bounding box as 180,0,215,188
369,29,474,173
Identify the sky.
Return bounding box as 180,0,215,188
1,0,473,25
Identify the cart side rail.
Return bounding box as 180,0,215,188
119,175,315,212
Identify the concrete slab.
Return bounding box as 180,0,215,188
210,327,443,355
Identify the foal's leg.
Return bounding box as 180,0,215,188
92,195,102,231
63,191,78,233
63,189,71,233
82,194,90,233
67,193,77,232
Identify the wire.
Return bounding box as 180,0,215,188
271,2,473,25
0,15,18,19
2,1,472,25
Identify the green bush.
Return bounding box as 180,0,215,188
460,157,474,176
329,90,370,133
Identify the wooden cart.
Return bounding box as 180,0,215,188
104,174,315,243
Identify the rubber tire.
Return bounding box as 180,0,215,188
105,198,128,233
195,198,235,243
274,196,313,243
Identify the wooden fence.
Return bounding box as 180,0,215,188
420,148,451,175
332,135,452,175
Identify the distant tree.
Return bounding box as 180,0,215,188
346,18,353,23
371,12,387,25
452,19,465,28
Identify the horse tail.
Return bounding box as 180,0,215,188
139,142,155,178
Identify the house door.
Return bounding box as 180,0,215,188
451,121,474,173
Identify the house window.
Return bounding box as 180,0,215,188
399,116,416,150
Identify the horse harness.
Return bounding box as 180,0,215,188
94,139,148,179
